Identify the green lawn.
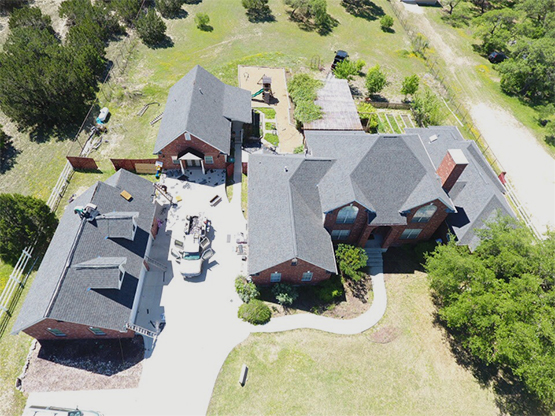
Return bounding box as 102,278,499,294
264,133,279,146
0,261,14,294
254,108,276,119
0,273,34,416
208,255,498,415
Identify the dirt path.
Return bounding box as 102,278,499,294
403,4,555,235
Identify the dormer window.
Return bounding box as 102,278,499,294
336,205,358,224
412,204,437,223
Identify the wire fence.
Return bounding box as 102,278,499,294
0,4,146,339
386,0,542,239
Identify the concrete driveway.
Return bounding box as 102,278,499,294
26,169,252,416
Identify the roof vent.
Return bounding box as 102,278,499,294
120,190,132,201
284,166,288,173
429,134,438,143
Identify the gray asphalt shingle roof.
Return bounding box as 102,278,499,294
13,170,157,334
248,154,337,275
305,130,454,224
407,126,514,250
154,65,252,155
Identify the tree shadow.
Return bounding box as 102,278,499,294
341,0,384,21
183,0,202,3
246,6,276,23
148,35,174,49
164,9,189,20
381,27,395,34
36,337,144,376
287,11,338,36
432,313,551,416
0,134,20,174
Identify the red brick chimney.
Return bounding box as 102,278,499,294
436,149,468,192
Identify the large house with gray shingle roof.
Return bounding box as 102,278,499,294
12,170,161,341
248,126,513,285
154,65,252,173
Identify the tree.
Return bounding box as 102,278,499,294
59,0,120,41
426,216,555,406
8,5,53,32
335,244,368,282
0,194,58,265
401,74,420,100
475,8,519,53
411,90,444,126
284,0,332,31
242,0,273,22
365,65,387,96
195,12,211,30
333,58,365,81
413,33,429,57
443,0,463,15
380,14,393,31
156,0,185,18
0,0,27,12
112,0,141,25
0,9,101,128
136,8,167,46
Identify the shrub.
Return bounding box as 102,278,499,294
136,8,167,47
294,145,304,154
335,244,368,282
333,59,365,81
288,74,323,124
235,275,259,303
401,74,420,100
272,283,299,306
195,12,210,30
238,299,271,325
380,15,394,31
412,89,444,127
314,274,344,303
365,65,387,96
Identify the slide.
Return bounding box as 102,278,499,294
252,88,264,98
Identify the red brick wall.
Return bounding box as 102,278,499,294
251,258,333,285
156,132,228,170
436,151,468,192
324,199,449,248
23,318,135,341
111,158,158,172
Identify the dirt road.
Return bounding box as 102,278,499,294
402,3,555,235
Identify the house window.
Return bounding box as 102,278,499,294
291,258,297,266
400,229,422,239
88,327,106,336
301,272,313,282
336,205,359,224
185,132,191,141
204,156,214,164
412,204,437,223
331,229,351,240
270,272,282,283
47,328,66,337
172,156,179,165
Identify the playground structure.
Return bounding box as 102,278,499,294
252,75,274,104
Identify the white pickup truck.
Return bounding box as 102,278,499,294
178,214,214,278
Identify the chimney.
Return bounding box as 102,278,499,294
436,149,468,192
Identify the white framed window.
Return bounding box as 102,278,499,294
331,229,351,240
412,204,437,223
291,258,297,266
204,156,214,164
88,327,106,336
301,272,313,282
400,228,422,239
185,132,192,141
336,205,359,224
270,272,282,283
47,328,66,337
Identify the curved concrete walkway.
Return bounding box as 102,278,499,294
251,269,386,335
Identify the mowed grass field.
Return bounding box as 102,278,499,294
208,254,498,416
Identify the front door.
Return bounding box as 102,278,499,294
187,159,202,167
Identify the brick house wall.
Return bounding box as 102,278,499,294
324,199,450,248
23,318,135,341
156,132,228,170
251,258,333,285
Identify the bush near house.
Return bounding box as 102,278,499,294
333,58,365,81
314,274,344,303
335,244,368,282
272,283,299,306
235,275,260,303
238,299,271,325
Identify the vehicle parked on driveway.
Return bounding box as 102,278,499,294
331,50,348,70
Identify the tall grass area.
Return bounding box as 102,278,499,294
0,261,14,293
208,260,498,415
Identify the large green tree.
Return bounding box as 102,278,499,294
136,8,167,46
365,65,387,96
0,8,101,129
335,244,368,282
426,216,555,406
0,194,58,265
